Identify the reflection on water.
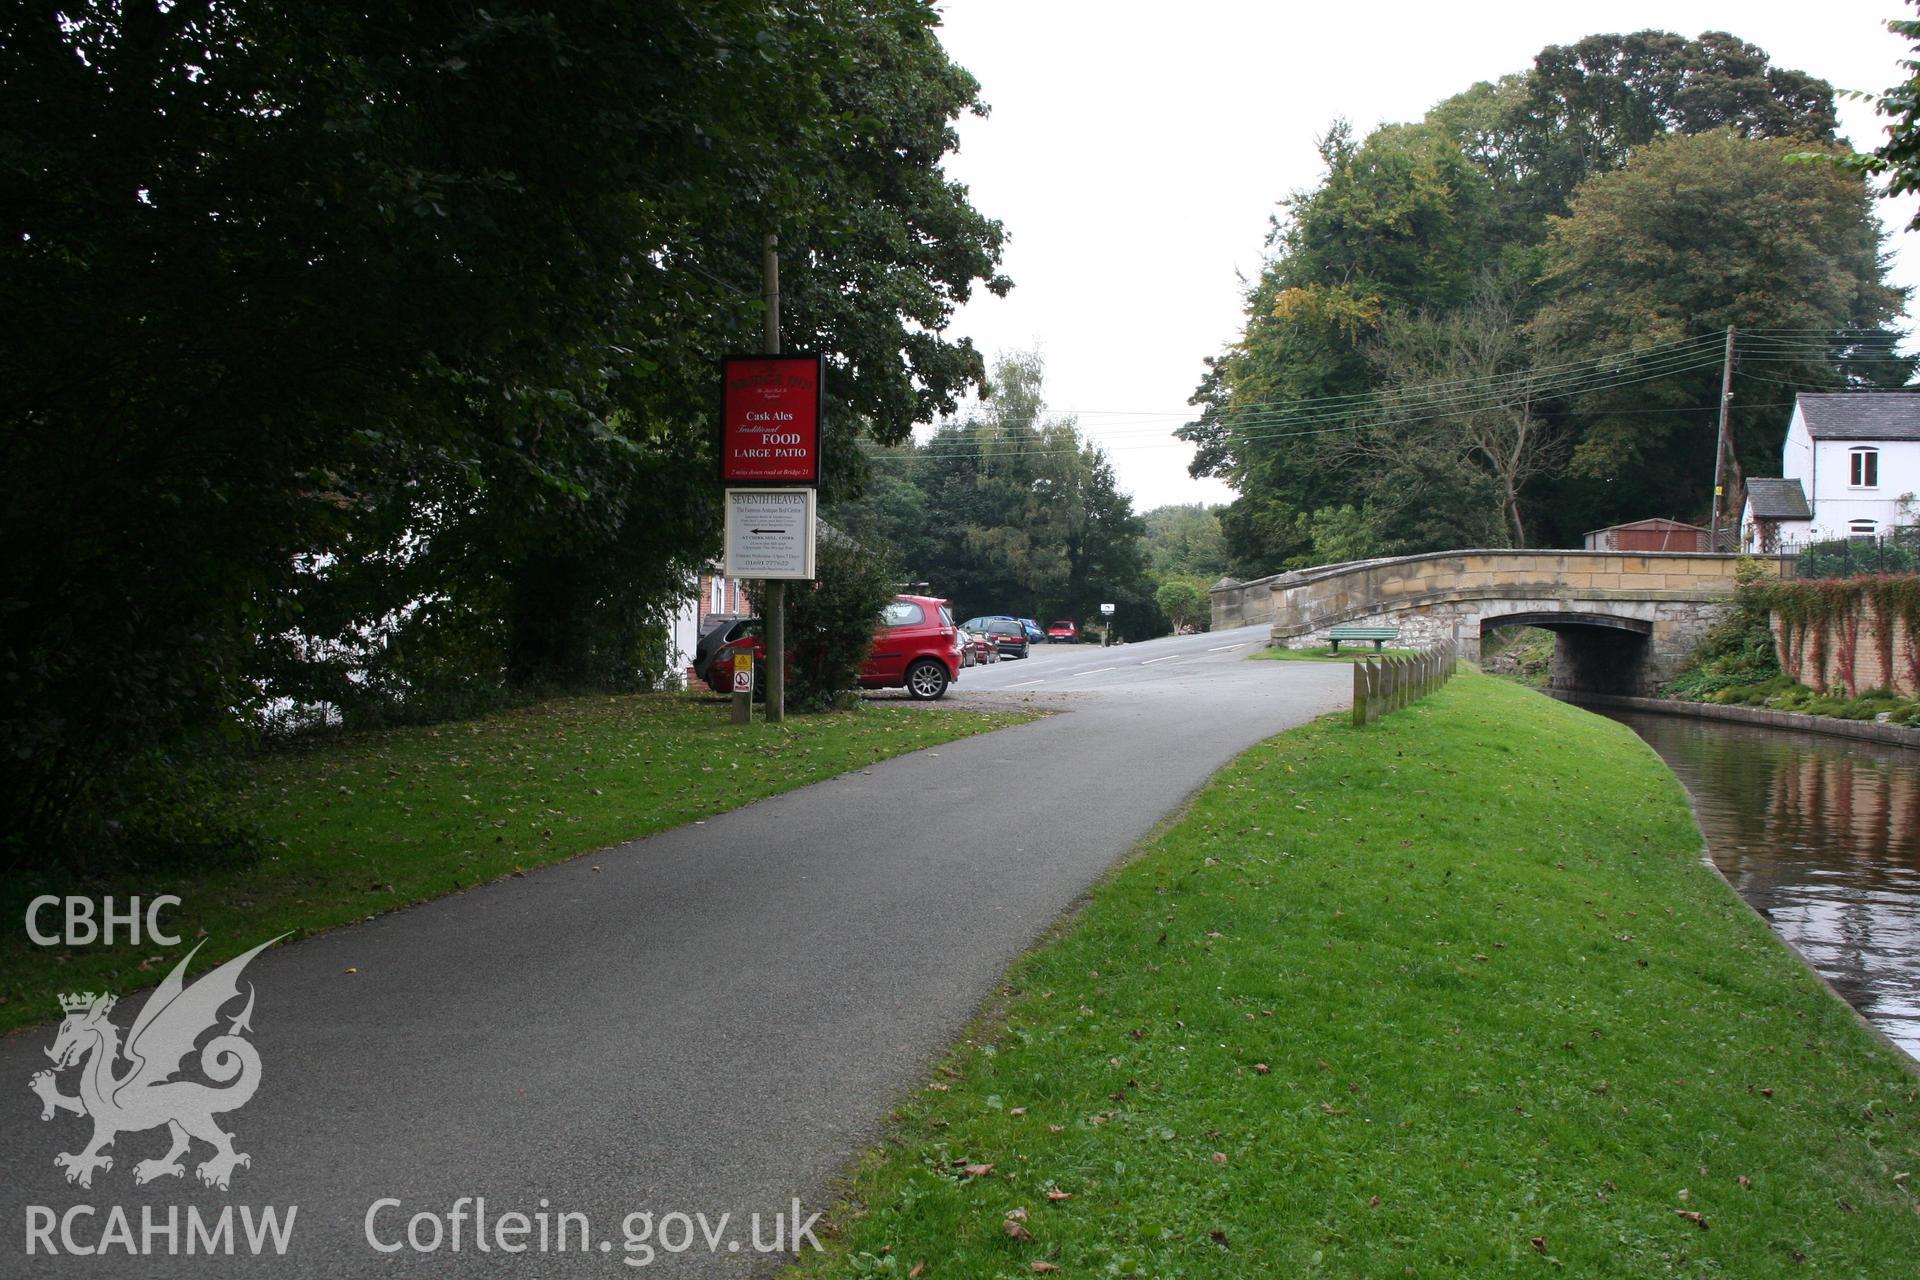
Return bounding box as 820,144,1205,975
1600,709,1920,1060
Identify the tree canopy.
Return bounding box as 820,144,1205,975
1183,28,1907,577
1,0,1007,868
828,353,1152,633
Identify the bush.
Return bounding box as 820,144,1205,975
760,532,900,713
1793,538,1920,580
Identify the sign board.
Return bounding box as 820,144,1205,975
721,355,823,485
724,487,817,580
731,651,754,694
1099,602,1116,616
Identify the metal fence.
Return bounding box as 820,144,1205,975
1775,528,1920,580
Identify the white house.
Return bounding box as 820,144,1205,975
1743,391,1920,547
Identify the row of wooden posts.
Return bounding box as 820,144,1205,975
1351,640,1458,727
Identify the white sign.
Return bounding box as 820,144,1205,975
1099,602,1115,616
724,488,816,580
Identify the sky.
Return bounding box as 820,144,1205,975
925,0,1920,514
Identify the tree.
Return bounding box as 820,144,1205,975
0,1,1007,869
1530,131,1909,535
1430,30,1837,225
1139,505,1229,581
1178,122,1499,573
828,351,1151,628
1825,5,1920,229
1154,579,1208,631
1353,283,1562,547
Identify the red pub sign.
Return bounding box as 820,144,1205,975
721,354,823,485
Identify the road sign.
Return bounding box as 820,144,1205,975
724,487,817,580
721,355,823,485
731,651,754,694
1100,602,1115,616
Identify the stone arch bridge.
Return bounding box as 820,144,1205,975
1210,551,1773,695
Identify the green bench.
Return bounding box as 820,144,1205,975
1327,624,1401,653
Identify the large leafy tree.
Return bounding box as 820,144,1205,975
1178,122,1498,574
1,0,1006,868
1189,29,1882,577
831,353,1151,630
1530,131,1909,537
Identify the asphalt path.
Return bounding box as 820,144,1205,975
1,625,1346,1276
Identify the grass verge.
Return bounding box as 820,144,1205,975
793,673,1920,1278
2,693,1036,1035
1250,644,1419,663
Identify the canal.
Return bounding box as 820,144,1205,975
1596,707,1920,1060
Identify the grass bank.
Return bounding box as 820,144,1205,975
796,674,1919,1278
2,694,1036,1035
1250,644,1418,663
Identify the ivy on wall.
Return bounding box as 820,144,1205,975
1753,574,1920,696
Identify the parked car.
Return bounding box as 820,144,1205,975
976,617,1029,659
862,596,964,698
694,615,760,691
713,595,962,700
1047,619,1079,644
1017,618,1046,645
959,626,999,666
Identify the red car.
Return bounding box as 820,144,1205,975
1047,619,1079,644
860,595,964,699
711,594,963,701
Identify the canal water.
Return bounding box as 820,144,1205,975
1597,708,1920,1059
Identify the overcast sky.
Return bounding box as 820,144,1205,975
926,0,1920,514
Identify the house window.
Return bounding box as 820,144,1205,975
1850,447,1879,488
1850,519,1879,540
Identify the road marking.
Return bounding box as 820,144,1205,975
1006,679,1044,688
1140,655,1180,665
1064,666,1118,678
1208,643,1246,652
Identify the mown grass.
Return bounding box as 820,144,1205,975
795,674,1920,1279
1,694,1036,1035
1251,644,1419,663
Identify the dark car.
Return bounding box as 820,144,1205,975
976,617,1029,659
693,615,759,691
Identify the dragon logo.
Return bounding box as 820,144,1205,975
28,936,285,1191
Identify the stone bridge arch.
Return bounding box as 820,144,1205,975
1210,550,1774,695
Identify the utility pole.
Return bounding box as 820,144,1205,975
1709,325,1735,551
763,233,786,724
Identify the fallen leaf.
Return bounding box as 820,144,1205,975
1046,1187,1072,1201
960,1163,994,1178
1253,1063,1270,1075
1009,1107,1027,1117
1676,1211,1708,1229
1530,1237,1548,1253
1211,1152,1228,1165
344,967,358,975
908,1265,924,1279
1030,1264,1060,1275
1005,1207,1028,1222
1048,1124,1065,1134
1003,1218,1034,1243
1368,1195,1381,1208
1737,1175,1752,1188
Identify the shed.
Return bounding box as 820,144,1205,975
1739,477,1813,553
1582,518,1709,553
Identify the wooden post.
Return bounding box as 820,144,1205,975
1353,656,1367,727
763,233,786,724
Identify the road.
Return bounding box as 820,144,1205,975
0,625,1346,1276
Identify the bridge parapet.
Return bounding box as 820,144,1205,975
1210,550,1779,695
